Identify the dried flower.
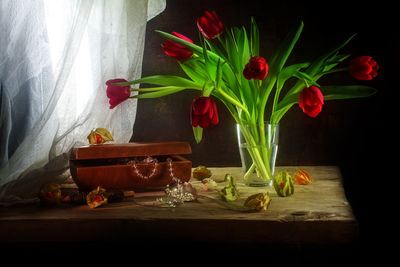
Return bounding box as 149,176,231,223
86,186,108,208
273,170,294,197
293,169,312,185
244,193,271,211
39,182,62,205
201,178,218,191
219,174,239,201
192,165,212,180
88,128,113,145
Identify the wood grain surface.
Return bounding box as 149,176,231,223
0,166,357,245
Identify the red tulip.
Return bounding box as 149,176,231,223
191,97,219,128
349,56,379,80
106,79,131,109
243,56,269,80
298,86,324,118
197,11,224,39
162,32,194,62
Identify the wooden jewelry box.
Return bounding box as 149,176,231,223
69,142,192,192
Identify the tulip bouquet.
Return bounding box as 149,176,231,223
106,11,377,185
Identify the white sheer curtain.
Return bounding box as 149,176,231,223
0,0,166,205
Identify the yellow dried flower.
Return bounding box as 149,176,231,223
273,170,294,197
192,165,212,180
293,169,312,185
201,178,218,191
244,193,271,211
219,174,239,201
87,128,114,145
86,186,108,208
39,182,62,205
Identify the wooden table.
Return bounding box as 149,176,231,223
0,166,357,246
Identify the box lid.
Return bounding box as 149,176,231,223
70,142,192,160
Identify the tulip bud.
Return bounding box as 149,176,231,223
197,11,224,39
162,32,194,62
298,86,324,118
106,78,131,109
293,169,312,185
191,97,219,128
244,193,271,211
273,170,294,197
243,56,269,80
349,56,379,80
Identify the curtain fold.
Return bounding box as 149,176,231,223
0,0,166,205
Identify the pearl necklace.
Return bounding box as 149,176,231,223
128,156,178,181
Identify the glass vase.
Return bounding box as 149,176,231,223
236,122,279,186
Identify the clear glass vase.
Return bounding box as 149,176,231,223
236,122,279,186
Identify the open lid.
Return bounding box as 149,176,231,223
70,142,192,160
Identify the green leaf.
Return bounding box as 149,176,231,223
179,61,208,85
268,21,304,74
192,126,203,144
225,28,240,73
215,59,223,89
221,62,240,97
321,85,377,100
205,39,227,60
132,87,187,98
131,86,185,92
121,75,201,89
199,33,219,82
293,71,320,87
306,33,357,77
322,53,351,72
278,33,357,105
277,62,310,90
260,21,304,115
239,75,255,114
276,94,298,111
270,104,294,125
237,26,251,68
250,17,259,57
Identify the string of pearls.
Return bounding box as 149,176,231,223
166,157,179,182
128,157,158,180
128,156,178,181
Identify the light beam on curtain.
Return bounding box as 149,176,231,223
0,0,166,205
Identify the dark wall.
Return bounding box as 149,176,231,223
132,0,396,224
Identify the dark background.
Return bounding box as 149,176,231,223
132,0,397,255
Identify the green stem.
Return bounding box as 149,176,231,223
217,87,251,119
320,67,348,76
197,195,253,212
217,35,227,51
244,162,256,180
238,122,272,183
